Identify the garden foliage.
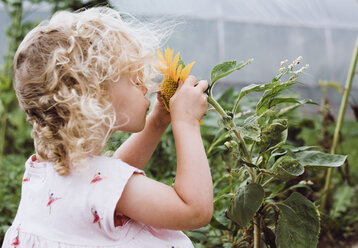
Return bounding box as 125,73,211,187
199,57,347,248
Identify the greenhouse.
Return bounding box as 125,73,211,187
0,0,358,247
114,0,358,117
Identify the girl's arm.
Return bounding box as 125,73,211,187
112,93,170,170
116,77,213,230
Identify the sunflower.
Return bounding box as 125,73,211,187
157,48,195,112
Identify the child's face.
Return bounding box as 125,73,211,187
109,74,150,133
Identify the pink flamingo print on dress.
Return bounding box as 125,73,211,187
11,225,20,247
47,192,61,214
29,160,35,168
11,235,19,247
29,154,37,168
90,172,107,184
91,208,102,229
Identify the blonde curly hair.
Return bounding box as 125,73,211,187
13,7,166,175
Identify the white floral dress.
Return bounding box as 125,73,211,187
2,155,194,248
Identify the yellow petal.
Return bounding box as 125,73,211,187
174,64,183,82
157,66,169,75
180,61,195,82
165,48,174,67
156,49,169,75
170,52,180,80
200,119,203,125
157,49,166,66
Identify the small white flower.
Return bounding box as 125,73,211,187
280,59,288,67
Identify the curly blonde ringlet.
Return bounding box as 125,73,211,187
13,7,169,176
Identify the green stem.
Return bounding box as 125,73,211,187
232,129,251,163
262,203,277,213
207,96,251,160
249,141,256,158
207,132,228,155
245,166,255,182
207,94,227,117
253,215,261,248
259,169,277,178
207,96,254,179
262,177,275,187
321,37,358,211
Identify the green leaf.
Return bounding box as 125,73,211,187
217,113,234,131
227,183,264,227
239,159,258,168
282,145,317,153
330,184,355,218
272,156,304,180
236,115,261,142
292,151,347,167
270,148,288,158
177,56,185,69
211,59,253,84
256,81,299,115
258,119,288,153
268,97,302,108
235,82,277,108
268,98,317,109
187,230,208,243
286,183,314,192
276,192,320,248
278,100,317,116
210,214,231,231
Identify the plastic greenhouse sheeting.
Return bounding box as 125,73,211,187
112,0,358,87
112,0,358,117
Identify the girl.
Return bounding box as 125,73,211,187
3,7,212,248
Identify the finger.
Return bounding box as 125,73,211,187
156,91,163,102
184,75,197,86
177,80,184,90
195,80,209,92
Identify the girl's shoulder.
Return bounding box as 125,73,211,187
91,155,139,170
86,155,145,180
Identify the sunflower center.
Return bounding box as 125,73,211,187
160,78,178,112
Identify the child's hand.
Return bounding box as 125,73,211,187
150,91,171,128
169,76,208,126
